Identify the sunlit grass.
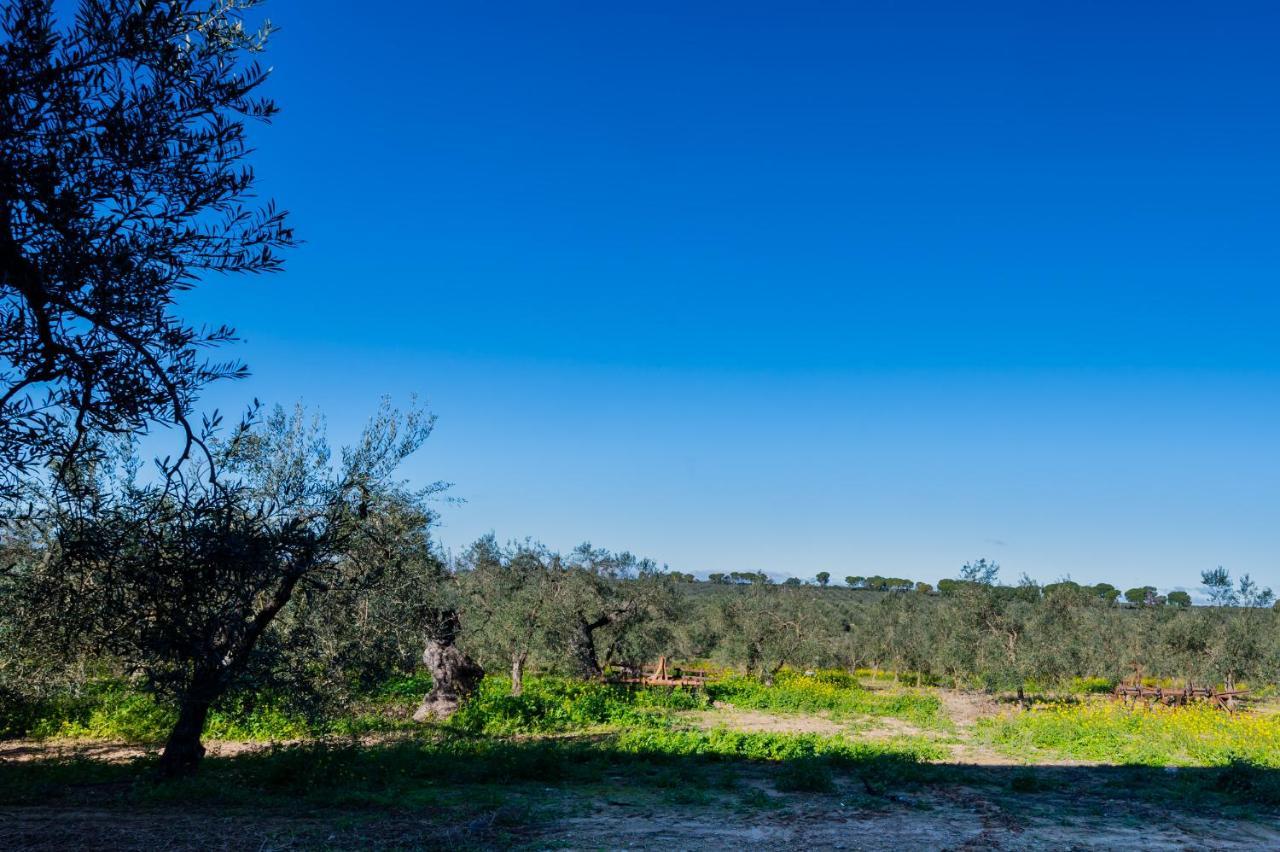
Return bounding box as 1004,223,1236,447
978,700,1280,767
706,669,947,728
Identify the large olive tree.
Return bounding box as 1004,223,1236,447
12,400,438,774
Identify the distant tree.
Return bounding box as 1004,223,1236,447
1197,568,1276,691
1200,567,1273,609
864,575,913,592
1201,568,1234,606
815,571,830,587
1124,586,1157,606
914,581,933,595
708,573,727,584
949,574,1035,705
960,559,999,586
1092,583,1121,604
712,582,829,682
783,577,802,587
1166,591,1192,608
1042,580,1080,597
0,0,294,498
1024,580,1105,693
845,575,864,589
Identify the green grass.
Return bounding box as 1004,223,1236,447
3,673,444,743
448,676,706,735
706,669,946,728
978,701,1280,769
0,731,939,808
4,669,947,746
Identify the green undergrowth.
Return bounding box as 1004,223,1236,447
706,669,946,728
978,701,1280,771
448,676,705,735
5,669,950,744
614,725,948,763
0,730,941,809
6,678,421,743
448,670,947,736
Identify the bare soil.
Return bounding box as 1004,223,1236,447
684,706,848,735
5,773,1277,851
548,782,1280,850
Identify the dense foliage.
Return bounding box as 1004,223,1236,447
0,0,294,494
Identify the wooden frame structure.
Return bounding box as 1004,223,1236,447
608,656,708,688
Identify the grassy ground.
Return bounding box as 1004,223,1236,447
3,671,1280,849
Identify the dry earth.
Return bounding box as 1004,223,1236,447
547,784,1280,851
3,778,1278,851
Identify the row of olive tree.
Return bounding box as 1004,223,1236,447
665,561,1279,700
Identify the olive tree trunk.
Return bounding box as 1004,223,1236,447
511,652,527,696
568,616,609,679
413,611,485,722
158,673,220,777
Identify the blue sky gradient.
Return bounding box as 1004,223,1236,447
176,1,1280,589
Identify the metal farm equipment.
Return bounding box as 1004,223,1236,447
1111,681,1249,712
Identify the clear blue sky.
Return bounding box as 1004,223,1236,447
177,1,1280,591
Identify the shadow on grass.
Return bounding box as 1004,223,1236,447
3,732,1280,816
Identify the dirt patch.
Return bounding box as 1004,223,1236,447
682,707,847,735
0,739,287,764
0,734,417,765
0,740,157,764
0,807,522,851
859,716,927,740
545,779,1280,851
936,689,1000,728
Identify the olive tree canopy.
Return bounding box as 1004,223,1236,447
0,0,293,497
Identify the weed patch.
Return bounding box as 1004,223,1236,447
707,669,945,727
978,701,1280,768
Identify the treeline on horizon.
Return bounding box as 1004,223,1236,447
693,564,1199,608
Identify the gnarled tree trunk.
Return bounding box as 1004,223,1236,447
413,610,484,722
568,615,609,679
158,671,220,777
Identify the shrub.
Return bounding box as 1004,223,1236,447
448,676,708,735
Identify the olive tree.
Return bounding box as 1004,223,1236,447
1,1,294,497
558,543,676,678
456,536,572,696
12,400,437,774
711,582,831,681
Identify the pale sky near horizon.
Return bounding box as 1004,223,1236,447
170,1,1278,592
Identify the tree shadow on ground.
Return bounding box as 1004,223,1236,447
1,734,1277,849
